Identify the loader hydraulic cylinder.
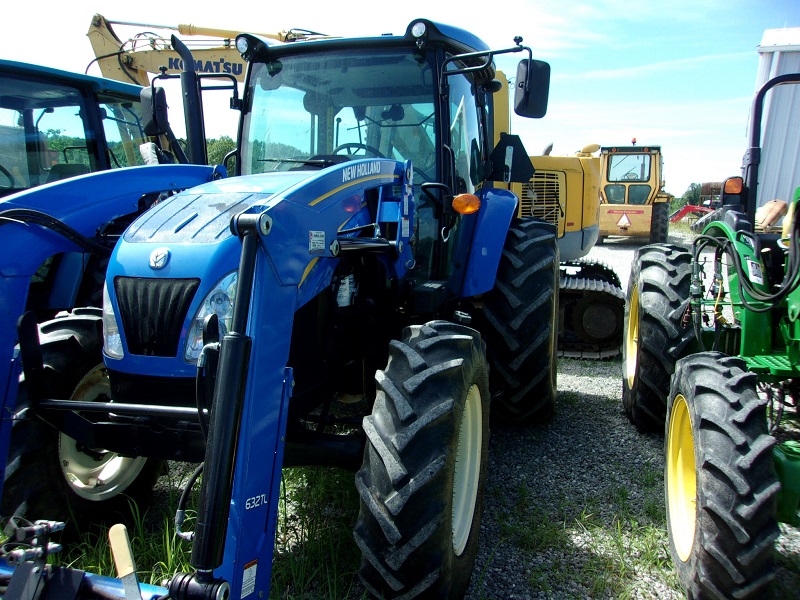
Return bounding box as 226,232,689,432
190,228,258,571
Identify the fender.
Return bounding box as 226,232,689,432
462,187,518,297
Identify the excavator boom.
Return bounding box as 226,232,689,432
87,13,323,85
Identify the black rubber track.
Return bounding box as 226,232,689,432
2,309,163,531
623,243,695,432
560,258,622,288
478,217,558,424
558,275,625,359
650,201,670,244
354,321,490,599
666,352,780,600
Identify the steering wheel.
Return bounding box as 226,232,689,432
624,171,640,180
0,164,16,188
332,142,386,158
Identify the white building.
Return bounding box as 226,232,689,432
751,28,800,207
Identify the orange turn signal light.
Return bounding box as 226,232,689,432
452,193,481,215
724,177,743,194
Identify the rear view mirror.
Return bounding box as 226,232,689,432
514,59,550,118
140,86,170,137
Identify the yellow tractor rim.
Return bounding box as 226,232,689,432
624,283,640,388
667,394,697,562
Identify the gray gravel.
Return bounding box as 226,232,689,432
467,233,800,599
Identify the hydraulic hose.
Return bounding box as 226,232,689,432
0,208,112,255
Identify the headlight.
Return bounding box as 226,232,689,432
102,282,123,359
184,271,238,362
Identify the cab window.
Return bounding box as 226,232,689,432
607,153,651,182
447,70,481,194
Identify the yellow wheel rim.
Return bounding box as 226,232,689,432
624,283,640,388
667,394,697,562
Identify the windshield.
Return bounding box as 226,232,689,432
607,153,651,183
240,48,438,182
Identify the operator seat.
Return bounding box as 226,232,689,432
46,163,89,183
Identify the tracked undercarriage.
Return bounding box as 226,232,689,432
558,259,625,359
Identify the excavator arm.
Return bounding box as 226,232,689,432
86,13,323,85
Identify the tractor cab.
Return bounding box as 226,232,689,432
0,60,148,198
234,19,548,294
598,142,673,242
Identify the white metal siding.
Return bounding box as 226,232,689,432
752,29,800,207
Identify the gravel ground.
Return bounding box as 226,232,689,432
466,232,800,599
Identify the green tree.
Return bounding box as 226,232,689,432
207,136,236,169
671,182,701,211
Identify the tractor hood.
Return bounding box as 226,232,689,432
123,171,315,244
104,159,414,376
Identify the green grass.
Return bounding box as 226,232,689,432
480,478,683,599
56,465,365,599
49,451,798,599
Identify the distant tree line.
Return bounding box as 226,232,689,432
671,182,702,211
44,130,240,170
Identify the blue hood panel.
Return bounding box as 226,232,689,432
123,172,314,243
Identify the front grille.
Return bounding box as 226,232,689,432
520,171,564,226
115,277,200,357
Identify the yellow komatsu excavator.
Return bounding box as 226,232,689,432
87,14,323,86
492,80,624,357
86,15,624,358
516,146,625,358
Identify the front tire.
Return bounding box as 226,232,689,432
2,310,164,529
354,321,490,599
479,218,558,424
666,352,780,599
622,244,694,431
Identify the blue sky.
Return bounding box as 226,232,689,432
3,0,799,196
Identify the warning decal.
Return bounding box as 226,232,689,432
242,559,258,597
309,230,325,254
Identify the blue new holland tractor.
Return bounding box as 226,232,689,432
0,19,555,599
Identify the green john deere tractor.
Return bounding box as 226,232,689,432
623,71,800,599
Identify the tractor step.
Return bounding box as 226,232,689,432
745,354,795,378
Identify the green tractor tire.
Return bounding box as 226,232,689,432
666,352,780,599
623,243,694,432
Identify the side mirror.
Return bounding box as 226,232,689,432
514,59,550,118
140,86,170,137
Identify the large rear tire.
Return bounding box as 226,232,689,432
650,202,670,243
622,243,694,432
666,352,779,599
479,218,558,424
2,310,164,530
354,321,489,599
